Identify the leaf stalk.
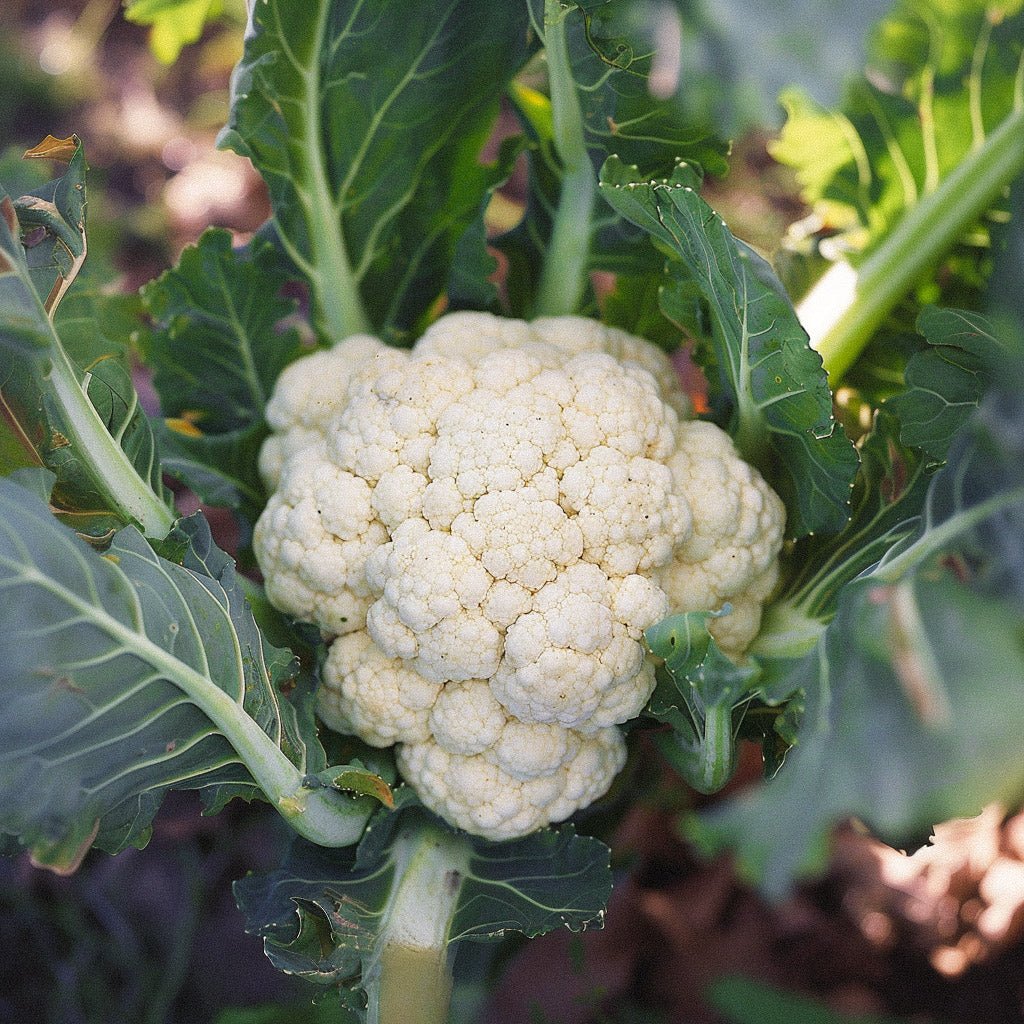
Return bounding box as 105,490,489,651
808,106,1024,383
45,322,176,539
535,2,596,317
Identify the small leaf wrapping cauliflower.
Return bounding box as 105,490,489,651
254,312,785,840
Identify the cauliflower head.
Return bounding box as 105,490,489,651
254,312,785,840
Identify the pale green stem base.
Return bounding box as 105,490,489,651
803,107,1024,384
368,825,472,1024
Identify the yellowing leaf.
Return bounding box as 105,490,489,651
23,135,80,163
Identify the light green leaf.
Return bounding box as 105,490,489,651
0,154,174,539
219,0,533,343
778,0,1024,380
124,0,224,64
0,478,376,869
599,155,859,538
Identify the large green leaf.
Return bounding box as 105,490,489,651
0,148,174,540
599,155,859,538
140,229,303,524
236,800,611,1020
0,476,379,871
690,319,1024,898
778,0,1024,380
219,0,533,343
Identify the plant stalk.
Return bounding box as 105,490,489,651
805,106,1024,384
369,824,472,1024
535,2,596,317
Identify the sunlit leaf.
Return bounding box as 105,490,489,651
600,155,859,538
220,0,533,342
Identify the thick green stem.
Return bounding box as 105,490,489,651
369,825,472,1024
535,2,596,317
46,320,176,540
692,702,736,795
804,107,1024,384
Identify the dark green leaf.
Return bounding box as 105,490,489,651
709,975,911,1024
220,0,533,342
691,569,1024,898
140,229,304,521
887,306,998,462
141,229,303,435
756,410,930,657
237,804,611,1013
599,155,859,538
0,169,173,539
646,611,759,793
691,318,1024,898
0,478,373,870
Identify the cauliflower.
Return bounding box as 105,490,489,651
253,312,786,840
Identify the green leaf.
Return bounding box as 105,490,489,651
15,135,87,315
140,229,304,522
214,1004,347,1024
0,158,174,539
886,306,998,462
754,409,930,663
599,155,859,538
0,478,374,868
709,975,911,1024
236,804,611,1017
124,0,224,64
775,2,1024,257
691,568,1024,898
646,611,759,793
690,318,1024,898
779,0,1024,380
569,1,728,177
756,305,1000,663
219,0,533,343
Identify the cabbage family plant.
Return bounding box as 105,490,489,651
2,1,1024,1021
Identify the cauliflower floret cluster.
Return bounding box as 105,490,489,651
254,312,785,840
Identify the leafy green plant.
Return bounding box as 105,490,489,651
2,1,1023,1021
